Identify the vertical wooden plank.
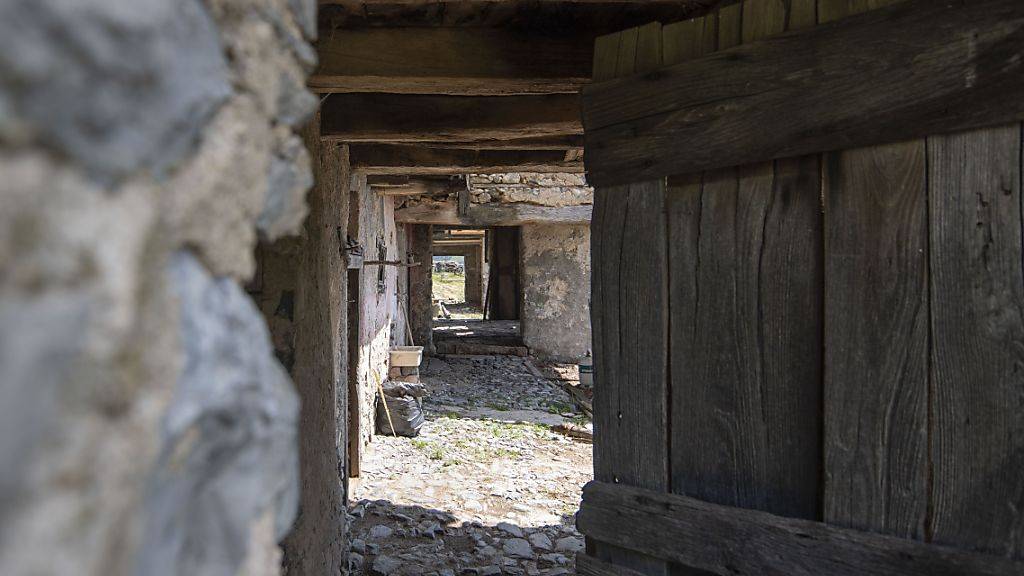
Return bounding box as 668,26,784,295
821,0,930,543
663,16,718,574
742,0,787,42
668,7,823,576
788,0,818,30
672,156,822,516
929,125,1024,559
823,141,930,538
592,33,621,83
819,0,897,22
717,3,743,50
589,23,670,576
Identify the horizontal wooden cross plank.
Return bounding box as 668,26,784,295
582,0,1024,186
351,145,584,175
576,481,1024,576
311,28,591,95
395,201,592,226
322,93,582,142
415,136,585,151
372,179,459,196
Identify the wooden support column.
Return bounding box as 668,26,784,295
408,224,434,353
464,242,484,308
488,227,520,321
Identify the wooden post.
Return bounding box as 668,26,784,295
407,224,434,354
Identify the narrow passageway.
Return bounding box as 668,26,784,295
348,355,592,575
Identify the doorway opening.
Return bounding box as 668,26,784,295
432,226,524,356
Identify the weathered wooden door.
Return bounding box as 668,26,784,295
579,1,1024,575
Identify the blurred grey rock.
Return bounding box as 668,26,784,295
137,252,299,576
0,0,231,183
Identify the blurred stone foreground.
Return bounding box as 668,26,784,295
0,1,318,574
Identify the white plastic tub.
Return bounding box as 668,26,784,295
389,346,423,367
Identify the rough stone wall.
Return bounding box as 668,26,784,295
469,173,593,207
279,128,349,576
0,0,318,575
355,183,402,450
521,225,592,361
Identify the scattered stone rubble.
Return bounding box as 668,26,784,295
349,355,592,575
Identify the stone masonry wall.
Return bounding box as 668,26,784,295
0,1,319,575
356,182,403,452
521,224,592,361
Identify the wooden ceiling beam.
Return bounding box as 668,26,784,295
312,28,591,95
396,202,592,226
351,145,585,175
321,93,582,142
414,136,585,151
371,178,462,196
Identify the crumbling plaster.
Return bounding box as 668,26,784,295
0,0,320,574
520,224,592,361
355,187,406,452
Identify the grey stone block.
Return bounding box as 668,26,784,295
0,0,231,184
136,251,299,576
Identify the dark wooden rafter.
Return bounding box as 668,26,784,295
312,28,592,95
413,136,585,151
371,178,461,196
321,93,582,143
395,201,591,226
350,144,583,175
582,0,1024,185
577,481,1024,576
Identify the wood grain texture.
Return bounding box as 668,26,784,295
349,145,584,175
928,125,1024,559
311,28,591,95
322,93,581,143
394,201,592,226
822,141,930,539
577,481,1024,576
821,0,930,543
582,0,1024,186
589,23,670,576
671,156,823,517
669,0,823,525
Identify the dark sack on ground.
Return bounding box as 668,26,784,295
376,395,424,437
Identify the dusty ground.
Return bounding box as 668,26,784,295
348,355,592,575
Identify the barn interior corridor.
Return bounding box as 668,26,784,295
8,2,1023,576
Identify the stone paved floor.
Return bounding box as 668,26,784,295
348,355,592,575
